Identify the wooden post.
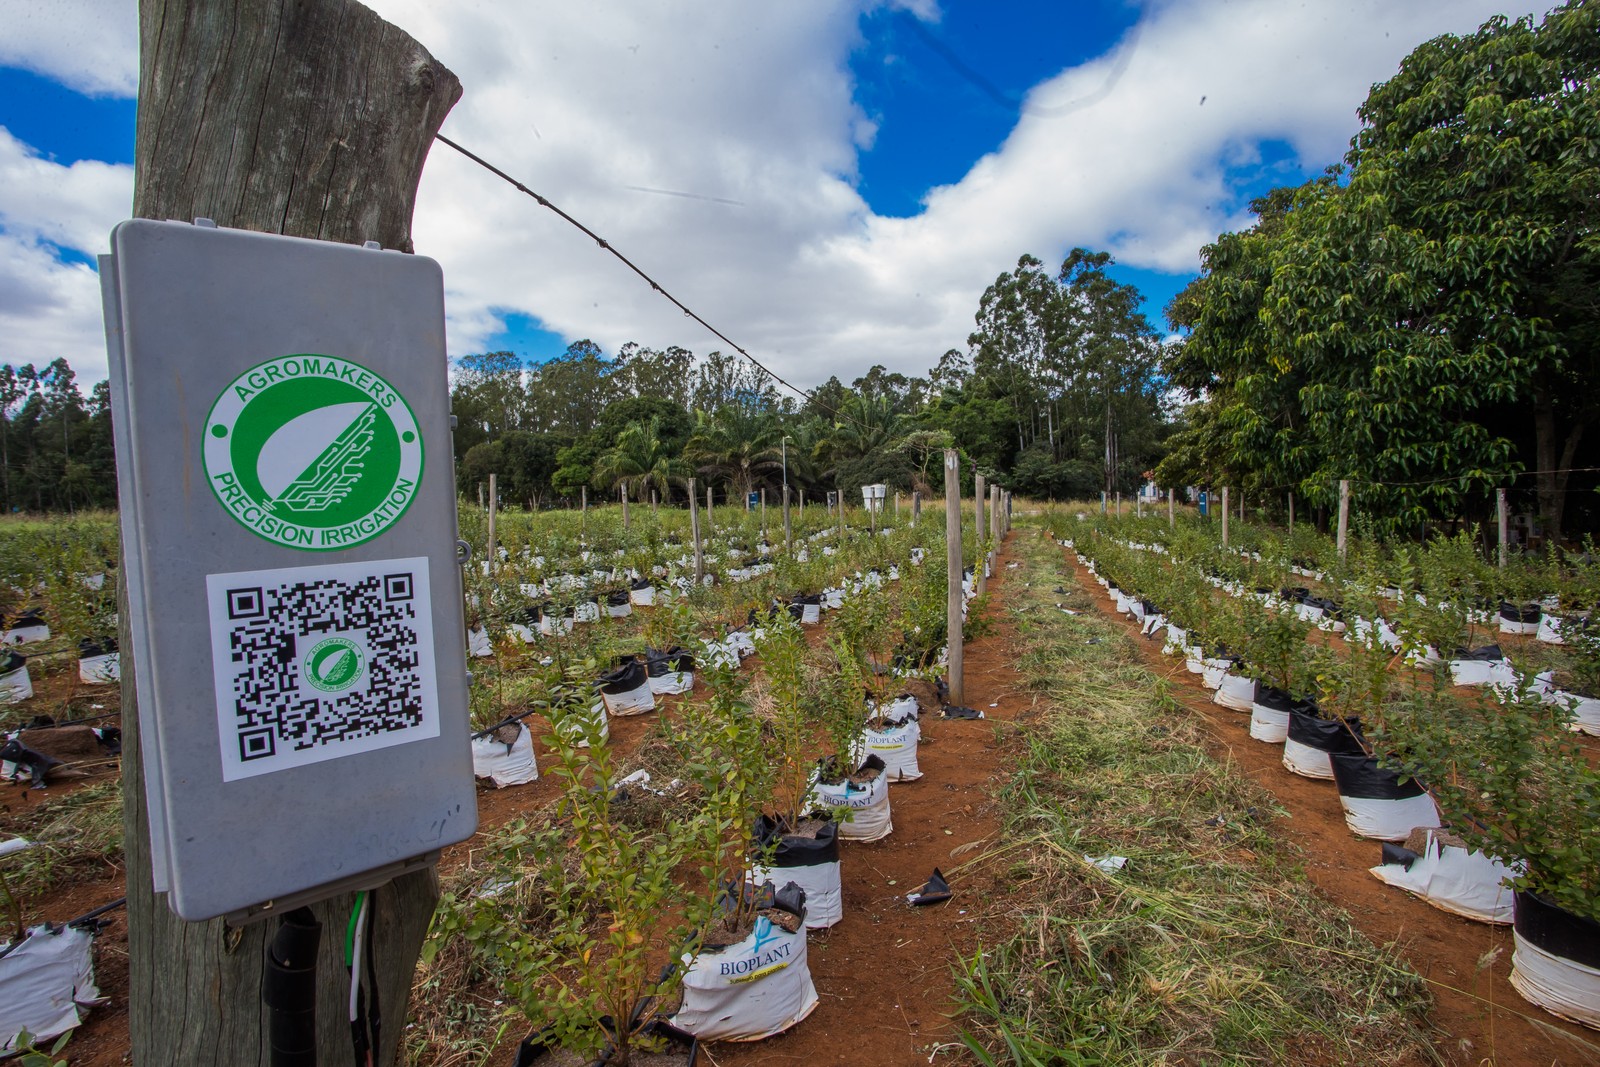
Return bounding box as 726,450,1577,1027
621,482,630,530
651,489,658,515
987,484,999,575
706,484,713,530
782,485,793,554
1497,488,1509,569
476,482,484,509
798,489,804,520
944,449,964,705
486,472,497,573
688,477,704,582
912,490,921,526
1137,492,1142,519
124,2,460,1062
894,491,901,521
837,486,845,541
1337,480,1350,561
1100,490,1107,514
1221,487,1230,546
581,483,588,536
1288,491,1295,534
1116,491,1122,517
761,488,767,537
975,474,987,597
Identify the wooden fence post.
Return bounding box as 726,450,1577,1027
621,482,630,530
1168,487,1174,528
944,449,964,705
123,2,460,1061
1221,487,1230,546
1497,488,1509,569
486,472,497,573
782,485,792,554
689,477,704,583
1337,480,1350,561
975,474,987,597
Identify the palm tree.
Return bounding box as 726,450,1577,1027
595,416,687,502
684,405,781,501
815,392,909,482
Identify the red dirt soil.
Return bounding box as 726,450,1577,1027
1056,535,1600,1067
18,529,1600,1066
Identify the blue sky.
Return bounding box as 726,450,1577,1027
0,0,1525,387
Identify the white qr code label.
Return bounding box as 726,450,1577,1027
206,557,441,782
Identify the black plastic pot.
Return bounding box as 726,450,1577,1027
1286,707,1365,755
630,578,653,591
598,659,649,695
1328,752,1426,800
1453,643,1506,661
507,606,541,627
1514,890,1600,970
754,814,840,869
1499,602,1542,625
78,636,118,659
606,590,631,608
0,649,26,675
646,647,695,676
1253,686,1305,714
513,1019,699,1067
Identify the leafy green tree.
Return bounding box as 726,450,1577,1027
1261,2,1600,541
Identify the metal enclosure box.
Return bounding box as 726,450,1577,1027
100,219,476,922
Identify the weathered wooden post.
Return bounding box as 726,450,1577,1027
1221,487,1230,546
912,490,921,526
689,477,704,582
1168,487,1175,528
486,472,498,574
1288,491,1295,534
782,485,792,554
1337,480,1351,561
974,473,986,597
123,2,459,1062
706,484,714,530
945,451,964,704
1498,488,1509,569
621,482,630,530
761,488,767,538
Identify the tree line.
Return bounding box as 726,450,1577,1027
450,249,1171,509
0,358,117,513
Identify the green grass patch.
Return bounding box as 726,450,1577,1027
953,531,1439,1065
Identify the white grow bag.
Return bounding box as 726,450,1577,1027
0,663,33,704
809,757,892,841
1213,672,1256,711
470,723,538,787
673,909,819,1041
1162,625,1188,657
1200,658,1233,691
1369,830,1516,923
1510,892,1600,1029
629,584,656,607
852,718,922,782
599,661,656,716
1537,614,1567,644
466,626,493,658
1249,700,1291,744
77,653,119,685
0,924,102,1052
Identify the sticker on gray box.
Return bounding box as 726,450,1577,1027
206,556,440,781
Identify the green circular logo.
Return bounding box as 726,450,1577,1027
203,355,423,550
303,636,366,693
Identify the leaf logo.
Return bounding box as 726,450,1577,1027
304,637,365,693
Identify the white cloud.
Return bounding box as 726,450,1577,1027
0,0,1535,392
0,129,133,381
364,0,1521,390
0,0,138,97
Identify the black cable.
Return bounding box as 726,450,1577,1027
433,134,874,432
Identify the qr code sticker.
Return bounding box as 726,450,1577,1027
206,557,440,782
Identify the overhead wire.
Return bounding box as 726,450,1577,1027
433,134,860,428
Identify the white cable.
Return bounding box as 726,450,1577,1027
349,893,370,1023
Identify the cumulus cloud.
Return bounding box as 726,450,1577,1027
0,0,1534,390
0,129,133,381
0,0,138,97
366,0,1521,388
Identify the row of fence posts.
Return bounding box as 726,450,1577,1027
477,458,1014,707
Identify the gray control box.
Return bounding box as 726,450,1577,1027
100,219,477,922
